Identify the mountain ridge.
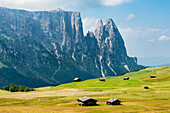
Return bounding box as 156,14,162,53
0,7,143,87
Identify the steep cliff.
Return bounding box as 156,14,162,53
0,7,143,87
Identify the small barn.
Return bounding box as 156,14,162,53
77,96,97,106
150,75,156,78
74,77,81,82
123,77,129,80
106,98,122,105
99,78,105,81
144,86,149,89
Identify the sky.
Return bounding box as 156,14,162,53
0,0,170,60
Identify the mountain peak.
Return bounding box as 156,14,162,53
56,8,64,12
105,18,117,30
50,8,65,13
86,31,95,37
106,18,114,22
98,20,103,27
105,18,116,25
95,20,104,35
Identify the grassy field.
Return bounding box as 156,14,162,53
0,66,170,113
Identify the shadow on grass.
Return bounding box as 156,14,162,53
77,104,123,107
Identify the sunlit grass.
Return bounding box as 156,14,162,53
0,66,170,112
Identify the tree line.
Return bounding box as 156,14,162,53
3,84,36,92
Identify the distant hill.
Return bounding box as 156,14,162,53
138,57,170,67
154,64,170,67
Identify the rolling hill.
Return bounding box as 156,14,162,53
0,66,169,113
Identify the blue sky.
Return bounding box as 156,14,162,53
0,0,170,59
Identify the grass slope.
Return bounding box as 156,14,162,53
0,66,170,113
38,66,170,91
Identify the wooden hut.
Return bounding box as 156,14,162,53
99,78,105,81
74,77,81,82
123,77,129,80
144,86,149,89
106,98,122,105
77,96,97,106
150,75,156,78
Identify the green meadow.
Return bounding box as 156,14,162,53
0,66,170,113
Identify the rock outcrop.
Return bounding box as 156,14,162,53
0,7,143,87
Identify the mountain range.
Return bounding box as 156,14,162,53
138,57,170,67
0,7,143,88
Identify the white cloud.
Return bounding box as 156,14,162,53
101,0,133,6
0,0,81,11
0,0,133,11
126,14,135,21
12,0,40,5
119,27,133,35
119,27,170,42
82,17,99,35
158,35,170,41
118,27,170,58
148,39,154,42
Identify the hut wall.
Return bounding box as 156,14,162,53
84,100,96,106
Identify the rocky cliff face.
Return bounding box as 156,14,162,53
0,7,143,88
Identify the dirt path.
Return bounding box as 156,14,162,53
0,88,105,100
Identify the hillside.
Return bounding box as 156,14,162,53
0,66,169,113
38,66,170,91
0,7,143,88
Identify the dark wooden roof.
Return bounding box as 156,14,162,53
123,77,129,80
77,96,97,102
99,78,105,80
150,75,156,77
107,98,122,102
